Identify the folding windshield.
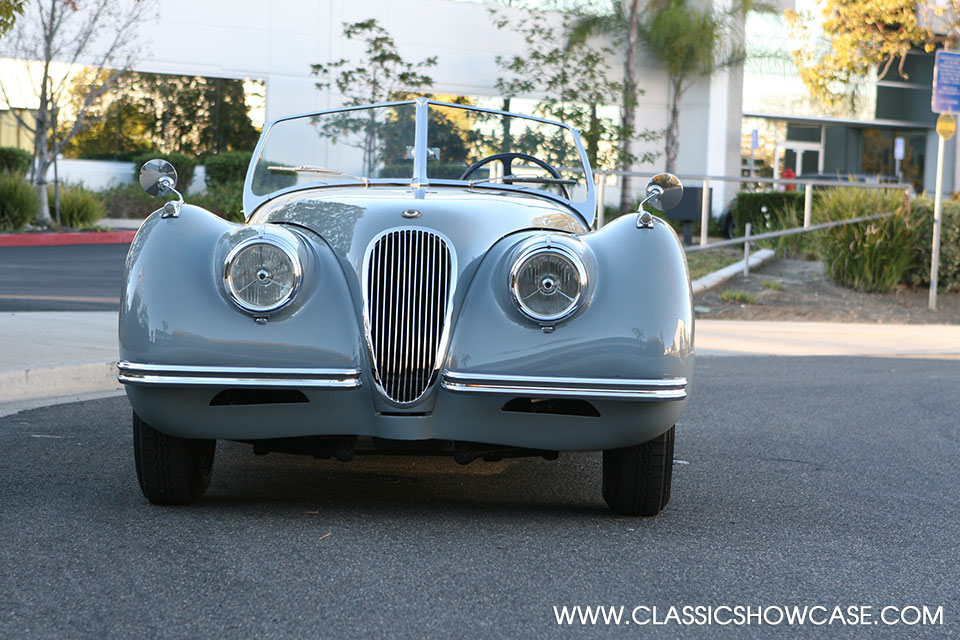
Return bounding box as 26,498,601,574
425,103,587,202
250,103,418,195
247,100,592,211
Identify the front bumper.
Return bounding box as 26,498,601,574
119,362,686,450
441,371,687,401
118,361,361,388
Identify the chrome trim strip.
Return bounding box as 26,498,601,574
117,362,361,388
441,371,687,400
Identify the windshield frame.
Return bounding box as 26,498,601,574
242,97,596,226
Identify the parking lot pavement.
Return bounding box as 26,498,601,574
1,356,956,638
0,243,127,312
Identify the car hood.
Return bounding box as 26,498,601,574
248,186,589,280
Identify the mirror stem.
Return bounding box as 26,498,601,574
636,186,662,228
161,186,184,219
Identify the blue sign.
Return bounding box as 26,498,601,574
894,136,905,161
933,50,960,113
750,129,759,150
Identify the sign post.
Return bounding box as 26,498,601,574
894,136,905,181
928,50,960,311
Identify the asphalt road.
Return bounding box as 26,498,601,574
0,244,128,312
1,356,957,638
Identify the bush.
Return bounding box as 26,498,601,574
729,191,805,233
814,188,917,293
130,152,197,193
97,182,172,219
205,151,253,187
906,198,960,292
0,147,32,173
0,172,39,230
49,183,105,228
190,179,244,223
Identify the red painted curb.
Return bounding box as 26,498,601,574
0,230,137,247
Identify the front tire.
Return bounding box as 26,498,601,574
133,411,216,505
602,426,674,516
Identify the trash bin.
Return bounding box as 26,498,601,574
664,186,711,245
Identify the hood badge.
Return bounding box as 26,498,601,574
402,209,421,219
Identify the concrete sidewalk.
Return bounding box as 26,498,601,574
2,311,957,416
0,312,122,416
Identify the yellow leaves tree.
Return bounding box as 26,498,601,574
786,0,935,107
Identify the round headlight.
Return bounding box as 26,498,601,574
510,245,586,322
224,237,302,313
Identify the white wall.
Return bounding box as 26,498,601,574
22,0,741,207
46,159,206,193
134,1,732,174
44,159,133,191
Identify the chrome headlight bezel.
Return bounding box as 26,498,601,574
509,241,588,323
223,233,303,314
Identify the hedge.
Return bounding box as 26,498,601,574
729,191,806,233
130,152,197,194
190,179,245,223
205,151,252,187
907,197,960,292
0,146,32,173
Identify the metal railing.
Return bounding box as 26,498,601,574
592,169,912,245
684,212,895,277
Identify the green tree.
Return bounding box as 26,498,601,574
0,0,25,36
639,0,758,173
569,0,646,211
311,19,436,176
0,0,150,224
65,73,261,158
492,10,658,172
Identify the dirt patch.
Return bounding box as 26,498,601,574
695,258,960,324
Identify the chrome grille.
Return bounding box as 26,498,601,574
365,229,454,404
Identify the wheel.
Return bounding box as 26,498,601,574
602,425,674,516
721,211,736,239
133,411,216,505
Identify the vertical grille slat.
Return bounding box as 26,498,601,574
366,229,453,404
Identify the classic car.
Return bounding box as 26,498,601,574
119,98,693,516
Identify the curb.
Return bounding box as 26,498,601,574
0,361,121,404
0,230,137,247
691,249,776,295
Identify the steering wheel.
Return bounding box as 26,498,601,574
459,152,570,199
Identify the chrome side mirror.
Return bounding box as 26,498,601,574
140,159,177,196
637,173,683,228
139,159,184,218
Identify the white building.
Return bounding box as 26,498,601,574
0,0,737,211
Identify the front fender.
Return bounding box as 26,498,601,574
444,213,694,382
119,205,364,370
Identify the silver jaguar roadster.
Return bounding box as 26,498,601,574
119,98,693,516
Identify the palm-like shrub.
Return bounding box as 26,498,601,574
814,188,917,293
0,172,39,230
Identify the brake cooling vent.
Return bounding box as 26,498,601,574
365,229,454,403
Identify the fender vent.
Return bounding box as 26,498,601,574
365,229,454,404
